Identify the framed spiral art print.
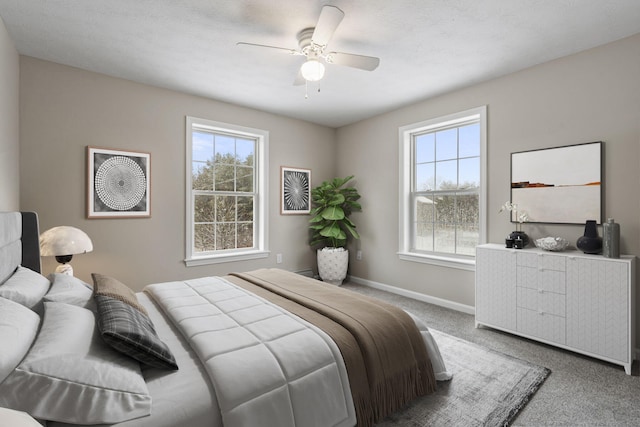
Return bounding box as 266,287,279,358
87,147,151,218
281,166,311,215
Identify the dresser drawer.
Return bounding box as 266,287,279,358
539,254,566,271
517,287,566,317
517,307,566,344
517,266,566,294
517,252,566,271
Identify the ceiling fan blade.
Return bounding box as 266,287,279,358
326,52,380,71
311,5,344,47
236,42,301,56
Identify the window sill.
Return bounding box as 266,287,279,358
185,250,270,267
397,251,475,271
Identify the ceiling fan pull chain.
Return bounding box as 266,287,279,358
305,80,309,99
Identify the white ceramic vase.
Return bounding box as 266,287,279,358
317,248,349,286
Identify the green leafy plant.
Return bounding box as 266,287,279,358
309,175,362,248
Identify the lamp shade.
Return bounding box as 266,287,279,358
300,58,325,82
40,226,93,257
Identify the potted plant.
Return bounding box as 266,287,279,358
309,175,362,285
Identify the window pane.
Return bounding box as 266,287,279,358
434,222,455,253
435,128,457,161
237,196,253,222
435,195,455,223
192,132,213,162
459,157,480,189
414,221,433,251
236,166,253,192
459,123,480,158
215,164,235,191
215,135,235,164
194,223,215,253
436,160,457,190
215,195,236,222
237,223,253,248
194,195,215,222
192,162,213,191
236,138,255,165
456,193,479,225
415,133,434,163
215,223,235,250
415,195,435,221
416,163,434,191
457,223,478,255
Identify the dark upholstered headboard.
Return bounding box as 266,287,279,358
0,212,41,284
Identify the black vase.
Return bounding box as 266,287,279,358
576,220,602,254
509,231,529,247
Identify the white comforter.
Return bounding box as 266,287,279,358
145,276,357,427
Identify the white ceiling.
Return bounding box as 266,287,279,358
2,1,640,128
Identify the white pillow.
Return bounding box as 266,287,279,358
0,266,50,309
44,273,95,309
0,297,40,383
0,408,42,427
0,302,152,424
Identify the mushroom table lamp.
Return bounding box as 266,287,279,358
39,226,93,276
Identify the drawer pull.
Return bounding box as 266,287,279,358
538,310,545,316
538,289,544,294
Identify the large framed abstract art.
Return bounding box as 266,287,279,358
510,141,602,224
281,166,311,215
87,147,151,218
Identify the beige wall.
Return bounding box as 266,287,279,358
19,57,336,288
337,34,640,311
0,17,19,210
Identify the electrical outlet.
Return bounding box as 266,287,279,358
276,253,283,264
356,250,362,260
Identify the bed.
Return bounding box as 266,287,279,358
0,211,451,427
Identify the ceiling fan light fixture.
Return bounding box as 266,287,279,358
300,58,325,82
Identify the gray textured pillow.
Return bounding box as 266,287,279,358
92,274,178,370
0,302,151,424
92,273,148,314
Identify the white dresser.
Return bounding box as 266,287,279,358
475,243,636,374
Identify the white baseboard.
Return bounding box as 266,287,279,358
348,275,475,315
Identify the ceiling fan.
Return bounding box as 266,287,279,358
237,5,380,85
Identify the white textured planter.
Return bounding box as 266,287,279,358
317,248,349,286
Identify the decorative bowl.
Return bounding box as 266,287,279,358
535,237,570,252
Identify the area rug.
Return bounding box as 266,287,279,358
376,329,550,427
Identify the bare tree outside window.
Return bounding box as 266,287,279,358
413,122,480,256
191,132,256,253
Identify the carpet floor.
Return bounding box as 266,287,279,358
343,281,640,426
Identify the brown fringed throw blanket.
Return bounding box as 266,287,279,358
228,269,436,427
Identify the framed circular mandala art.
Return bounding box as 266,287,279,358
87,147,151,218
281,166,311,215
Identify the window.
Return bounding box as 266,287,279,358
399,106,486,270
185,117,269,266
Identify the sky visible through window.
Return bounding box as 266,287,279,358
193,131,254,165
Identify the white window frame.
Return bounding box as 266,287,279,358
185,116,269,266
398,106,487,271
